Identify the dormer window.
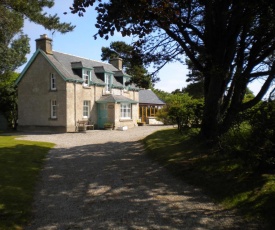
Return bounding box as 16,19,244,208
105,73,112,93
123,76,130,90
83,69,91,86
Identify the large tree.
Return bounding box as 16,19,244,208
1,0,75,33
0,0,75,76
101,41,158,88
0,0,75,127
0,72,19,129
71,0,275,140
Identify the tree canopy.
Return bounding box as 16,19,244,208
101,41,158,88
0,72,19,129
2,0,75,33
0,0,75,76
0,0,75,128
71,0,275,140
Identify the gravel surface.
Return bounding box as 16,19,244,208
18,126,258,230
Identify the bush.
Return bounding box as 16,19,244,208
248,101,275,171
219,100,275,173
156,93,204,131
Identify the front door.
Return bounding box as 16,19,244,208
97,104,108,129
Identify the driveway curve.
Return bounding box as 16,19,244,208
20,126,257,230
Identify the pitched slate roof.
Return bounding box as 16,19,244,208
16,49,139,90
139,89,165,105
96,94,138,103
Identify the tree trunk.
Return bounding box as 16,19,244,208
200,70,225,140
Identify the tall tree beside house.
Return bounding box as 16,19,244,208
0,0,75,128
0,0,74,76
0,5,30,77
1,0,75,34
71,0,275,140
0,72,18,129
101,41,158,88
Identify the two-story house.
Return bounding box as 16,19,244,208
15,34,140,132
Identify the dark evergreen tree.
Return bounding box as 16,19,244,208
71,1,275,139
101,41,158,88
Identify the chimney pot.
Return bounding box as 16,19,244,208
110,58,123,70
35,34,53,55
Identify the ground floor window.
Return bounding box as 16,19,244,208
51,100,57,118
120,103,131,119
83,100,90,118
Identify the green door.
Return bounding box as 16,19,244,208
97,103,108,129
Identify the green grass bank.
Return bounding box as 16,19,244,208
0,135,54,230
143,128,275,229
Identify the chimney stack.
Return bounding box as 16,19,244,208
35,34,53,54
110,58,123,70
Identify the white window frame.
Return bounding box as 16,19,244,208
120,103,131,119
83,70,90,86
51,100,57,119
105,73,112,92
123,77,130,91
83,100,90,118
50,73,56,90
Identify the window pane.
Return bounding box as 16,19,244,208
105,74,112,92
51,100,57,118
51,73,56,90
120,103,131,119
83,70,90,85
83,100,90,117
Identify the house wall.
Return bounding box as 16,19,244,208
65,86,139,131
17,53,67,132
113,102,139,129
112,90,139,129
17,51,140,132
65,83,105,132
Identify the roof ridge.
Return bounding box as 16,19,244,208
52,50,111,65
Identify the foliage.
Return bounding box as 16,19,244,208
248,101,275,170
0,1,75,128
0,135,54,230
101,41,158,88
151,88,171,102
0,72,19,129
0,4,30,76
143,129,275,228
2,0,75,33
172,82,204,99
0,0,74,76
219,100,275,172
181,57,205,99
155,92,204,131
71,0,275,140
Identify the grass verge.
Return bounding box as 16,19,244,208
143,128,275,229
0,135,54,230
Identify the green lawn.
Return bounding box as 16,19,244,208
143,128,275,229
0,135,54,230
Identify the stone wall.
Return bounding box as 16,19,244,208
17,53,67,132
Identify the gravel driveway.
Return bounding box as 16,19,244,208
19,126,257,230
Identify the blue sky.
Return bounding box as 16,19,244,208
21,1,265,95
21,1,188,93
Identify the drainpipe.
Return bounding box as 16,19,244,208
94,84,96,124
74,82,76,128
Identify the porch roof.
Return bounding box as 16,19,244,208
139,89,165,105
96,94,138,104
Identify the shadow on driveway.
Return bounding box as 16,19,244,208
26,139,253,230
